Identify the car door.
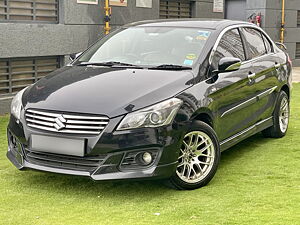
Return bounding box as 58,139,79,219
240,27,280,123
207,28,259,141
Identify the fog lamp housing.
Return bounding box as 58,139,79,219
7,130,24,165
120,150,159,170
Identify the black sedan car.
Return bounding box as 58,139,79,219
7,19,292,190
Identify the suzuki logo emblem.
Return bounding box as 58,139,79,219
53,115,66,131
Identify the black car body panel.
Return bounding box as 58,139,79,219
23,66,194,117
7,19,292,181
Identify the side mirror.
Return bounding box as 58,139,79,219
218,57,242,73
69,52,82,61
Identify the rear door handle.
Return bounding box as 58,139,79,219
248,73,256,79
275,62,281,69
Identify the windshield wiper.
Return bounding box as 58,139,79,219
149,64,192,70
77,61,141,68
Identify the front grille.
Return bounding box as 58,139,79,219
25,149,106,173
25,109,109,135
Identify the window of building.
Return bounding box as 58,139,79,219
0,56,61,96
242,28,266,59
0,0,59,23
297,10,300,27
159,0,191,19
296,43,300,59
211,28,245,70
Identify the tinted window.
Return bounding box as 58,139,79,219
242,28,266,59
262,34,273,53
211,29,245,70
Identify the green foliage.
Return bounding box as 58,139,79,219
0,84,299,225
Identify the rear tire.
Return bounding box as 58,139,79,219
262,91,289,138
166,121,220,190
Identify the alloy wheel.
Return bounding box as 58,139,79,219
176,131,215,184
279,97,289,133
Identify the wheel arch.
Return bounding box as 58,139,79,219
192,109,214,129
280,84,290,99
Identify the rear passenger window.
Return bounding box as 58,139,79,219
262,34,273,53
242,28,266,59
211,28,245,70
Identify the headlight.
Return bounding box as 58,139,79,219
11,87,27,120
117,98,182,130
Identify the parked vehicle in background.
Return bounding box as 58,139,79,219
7,19,292,190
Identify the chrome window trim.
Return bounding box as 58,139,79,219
209,24,275,65
240,52,275,65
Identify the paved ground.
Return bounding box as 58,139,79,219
293,67,300,83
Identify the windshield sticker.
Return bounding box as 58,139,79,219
186,54,197,60
196,31,211,41
184,59,193,66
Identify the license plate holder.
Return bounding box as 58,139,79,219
31,135,85,157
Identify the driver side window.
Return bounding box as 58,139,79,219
211,28,245,71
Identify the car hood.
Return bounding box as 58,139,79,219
23,66,194,118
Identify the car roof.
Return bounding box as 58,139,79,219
125,19,253,30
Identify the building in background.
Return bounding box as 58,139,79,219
225,0,300,66
0,0,299,114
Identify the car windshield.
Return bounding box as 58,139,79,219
76,27,211,67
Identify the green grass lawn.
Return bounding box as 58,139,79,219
1,85,299,225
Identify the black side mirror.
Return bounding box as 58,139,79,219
69,52,82,61
218,57,242,73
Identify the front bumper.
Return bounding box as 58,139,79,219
7,147,177,180
7,114,184,181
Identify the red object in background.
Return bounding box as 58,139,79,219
248,12,262,27
256,13,261,27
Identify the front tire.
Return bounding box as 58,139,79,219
262,91,289,138
167,121,220,190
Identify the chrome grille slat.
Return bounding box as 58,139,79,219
27,109,61,117
27,124,101,135
66,120,109,125
26,114,55,122
25,109,109,135
26,118,54,127
63,115,108,120
65,125,105,130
